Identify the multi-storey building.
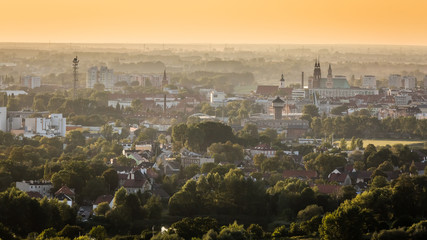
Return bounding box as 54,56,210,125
21,75,41,89
86,66,115,89
403,76,417,89
362,75,376,89
389,74,402,89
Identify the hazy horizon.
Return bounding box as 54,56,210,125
3,0,427,46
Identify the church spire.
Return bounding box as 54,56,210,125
162,69,168,86
279,73,285,88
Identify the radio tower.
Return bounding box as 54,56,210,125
72,56,79,100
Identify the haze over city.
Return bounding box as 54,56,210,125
2,1,427,240
2,0,427,45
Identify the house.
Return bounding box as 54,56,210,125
93,194,114,211
328,173,352,185
54,185,75,206
348,171,372,184
181,156,215,168
314,184,341,195
122,170,152,193
283,170,318,180
16,180,53,198
151,184,170,201
163,161,181,176
249,144,276,158
26,191,43,199
412,161,427,175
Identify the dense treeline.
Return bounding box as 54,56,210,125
311,115,427,139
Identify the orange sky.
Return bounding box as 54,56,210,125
1,0,427,45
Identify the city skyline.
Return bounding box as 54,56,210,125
2,0,427,46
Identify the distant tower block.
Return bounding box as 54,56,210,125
72,56,79,99
272,96,285,120
279,74,286,88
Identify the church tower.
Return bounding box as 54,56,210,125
162,69,168,87
313,60,321,88
326,64,333,88
279,74,285,88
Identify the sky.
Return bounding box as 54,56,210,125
2,0,427,45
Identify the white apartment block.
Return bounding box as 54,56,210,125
403,76,417,89
9,113,66,138
362,75,376,89
86,66,116,89
21,75,41,89
388,74,402,89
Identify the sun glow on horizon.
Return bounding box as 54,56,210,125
2,0,427,45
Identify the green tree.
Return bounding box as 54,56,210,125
319,203,365,240
297,204,323,221
94,202,111,216
88,225,107,240
57,225,83,239
102,168,119,192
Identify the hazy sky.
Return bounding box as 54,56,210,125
2,0,427,45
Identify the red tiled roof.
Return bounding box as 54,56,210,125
55,185,75,197
414,162,427,171
123,179,146,188
329,173,348,182
27,191,43,199
94,195,114,205
118,173,128,180
315,184,341,195
256,85,278,96
283,170,318,179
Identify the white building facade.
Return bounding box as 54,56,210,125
362,75,376,89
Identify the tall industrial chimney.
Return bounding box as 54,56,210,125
301,72,304,89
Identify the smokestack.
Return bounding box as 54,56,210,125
163,94,167,114
301,72,304,89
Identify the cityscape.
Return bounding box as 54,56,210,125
1,1,427,240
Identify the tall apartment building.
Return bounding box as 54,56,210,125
86,66,115,89
362,75,376,89
403,76,416,89
21,75,41,89
388,74,402,89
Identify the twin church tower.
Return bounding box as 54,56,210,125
310,59,334,89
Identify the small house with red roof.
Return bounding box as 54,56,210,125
54,185,75,206
283,170,318,180
93,194,114,210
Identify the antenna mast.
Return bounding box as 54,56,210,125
72,56,79,99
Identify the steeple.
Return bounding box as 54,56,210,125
279,74,285,88
313,59,321,88
162,69,168,86
326,64,333,88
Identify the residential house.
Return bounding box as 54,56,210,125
122,170,152,194
93,194,114,211
283,170,318,180
55,185,75,206
16,180,53,198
